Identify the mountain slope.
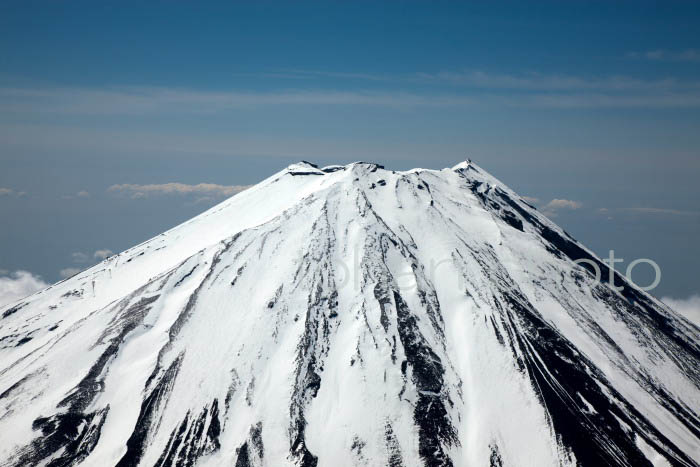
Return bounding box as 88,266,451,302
0,161,698,467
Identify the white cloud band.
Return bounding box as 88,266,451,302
107,182,250,199
0,271,48,308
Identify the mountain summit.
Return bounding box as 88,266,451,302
1,161,698,466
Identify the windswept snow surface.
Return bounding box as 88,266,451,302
0,161,698,467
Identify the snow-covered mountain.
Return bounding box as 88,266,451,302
0,161,698,467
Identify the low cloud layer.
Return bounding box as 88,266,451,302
0,270,48,308
72,249,113,264
94,249,113,260
541,199,583,217
108,182,251,199
662,294,700,327
544,199,583,210
0,188,27,198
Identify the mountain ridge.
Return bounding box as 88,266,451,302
0,161,698,466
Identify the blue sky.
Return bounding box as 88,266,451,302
0,1,699,310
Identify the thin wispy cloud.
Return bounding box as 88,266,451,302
258,69,396,82
3,73,700,117
621,207,700,216
0,86,471,114
267,69,700,92
62,190,91,200
59,268,81,279
72,252,89,263
0,123,407,161
414,71,700,92
596,206,700,218
108,182,251,199
628,49,700,63
598,207,614,220
184,197,218,207
71,249,113,271
0,188,27,198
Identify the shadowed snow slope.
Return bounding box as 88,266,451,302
0,161,698,467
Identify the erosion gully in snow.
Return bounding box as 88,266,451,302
0,161,698,466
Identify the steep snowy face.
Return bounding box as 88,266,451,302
0,161,698,467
